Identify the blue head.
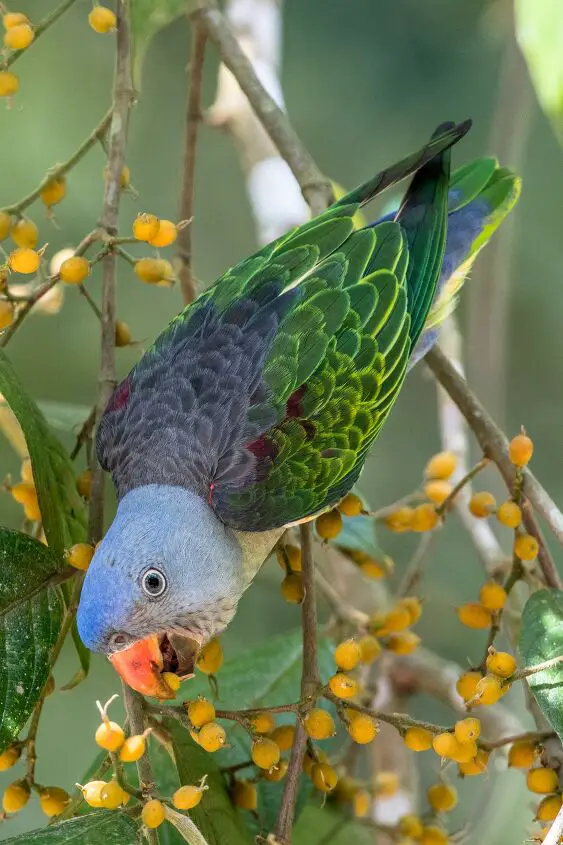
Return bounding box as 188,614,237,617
77,485,245,694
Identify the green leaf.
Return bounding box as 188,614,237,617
0,350,87,554
130,0,200,85
1,813,139,844
516,0,563,142
294,805,372,845
60,620,91,691
519,589,563,741
168,719,254,845
0,529,65,752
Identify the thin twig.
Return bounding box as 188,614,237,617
435,458,490,517
426,345,563,588
513,655,563,681
88,0,134,543
273,524,320,845
315,569,369,627
5,0,78,68
123,685,158,845
177,21,207,305
2,110,113,215
191,0,332,215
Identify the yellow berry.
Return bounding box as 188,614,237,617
303,708,335,740
509,433,533,467
378,605,412,634
95,719,125,752
497,500,522,528
427,782,457,812
469,491,496,518
454,717,480,743
173,784,205,810
451,741,478,763
89,5,117,33
0,70,19,97
76,468,93,499
100,783,130,809
374,771,399,797
536,794,563,822
142,798,165,829
420,825,449,845
276,543,302,572
338,492,363,516
115,320,132,347
411,503,439,532
0,301,14,330
9,247,40,275
148,218,177,247
404,726,433,752
386,631,421,655
252,737,280,770
197,721,226,752
281,571,305,604
353,788,370,818
24,495,41,521
479,581,507,611
399,596,423,625
528,768,559,795
40,177,66,208
486,649,517,679
187,697,216,729
433,733,462,759
424,479,453,504
399,815,424,838
359,635,382,664
328,672,358,700
360,557,390,579
335,638,362,671
384,506,414,532
315,509,343,539
66,542,95,571
11,480,36,505
347,713,378,744
4,22,34,49
508,739,539,768
39,786,70,818
119,734,147,763
456,671,481,703
459,748,489,776
2,781,30,813
251,711,276,734
474,674,504,705
135,257,171,284
231,780,257,810
162,672,181,693
514,533,539,561
11,218,38,248
425,450,457,480
272,725,295,752
196,638,223,674
263,759,288,782
59,256,90,284
81,780,105,807
133,213,160,242
456,602,492,629
312,762,338,793
0,211,11,239
3,13,30,28
0,745,20,771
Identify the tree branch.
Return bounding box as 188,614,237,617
122,685,159,845
426,345,563,588
177,21,207,306
191,0,332,215
274,524,320,845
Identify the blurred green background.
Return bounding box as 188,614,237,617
1,0,562,840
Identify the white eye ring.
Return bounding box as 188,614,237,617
141,567,167,598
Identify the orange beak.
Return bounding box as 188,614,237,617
109,634,176,700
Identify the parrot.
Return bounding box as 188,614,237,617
76,120,520,699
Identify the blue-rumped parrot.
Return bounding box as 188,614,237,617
77,121,520,697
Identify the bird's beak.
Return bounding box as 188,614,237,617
109,632,199,699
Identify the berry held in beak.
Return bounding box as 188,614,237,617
109,632,199,699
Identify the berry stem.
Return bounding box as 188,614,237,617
4,0,78,69
176,19,207,306
512,655,563,681
435,457,490,517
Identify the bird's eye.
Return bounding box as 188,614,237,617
141,567,167,598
